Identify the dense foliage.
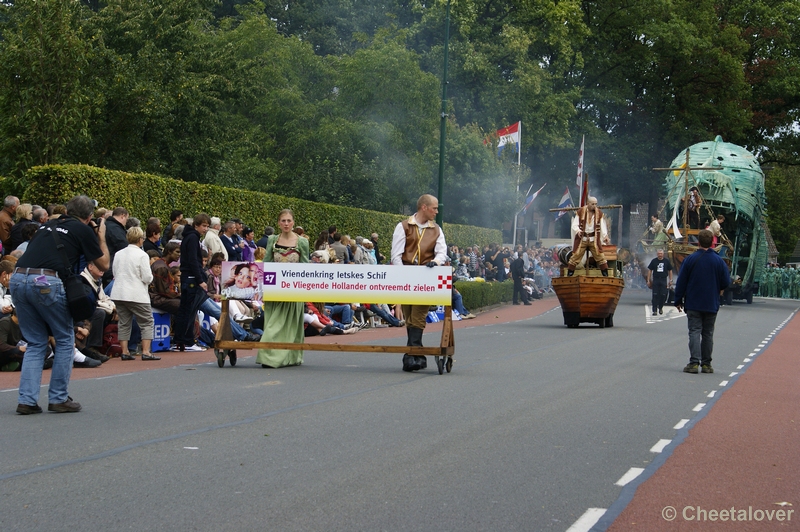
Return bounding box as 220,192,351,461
19,164,502,249
1,0,798,249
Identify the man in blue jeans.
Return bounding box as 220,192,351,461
174,213,212,351
12,195,110,414
674,229,730,374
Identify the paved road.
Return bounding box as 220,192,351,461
1,290,797,531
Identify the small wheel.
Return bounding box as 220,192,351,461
445,357,453,373
228,350,237,366
605,314,614,328
436,356,444,375
598,318,606,329
215,348,225,368
567,324,578,329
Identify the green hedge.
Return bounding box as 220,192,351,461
22,164,502,249
455,279,514,309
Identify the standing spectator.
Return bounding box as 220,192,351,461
111,227,157,360
32,207,48,226
174,214,212,351
511,256,531,305
220,221,241,261
0,196,19,251
329,233,349,263
328,225,337,245
647,249,673,316
241,227,257,262
391,194,447,372
313,231,330,252
256,226,274,249
491,245,511,282
103,207,131,287
12,195,109,414
203,217,227,260
674,230,731,374
161,210,183,243
370,233,384,264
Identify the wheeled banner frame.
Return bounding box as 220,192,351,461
213,300,455,375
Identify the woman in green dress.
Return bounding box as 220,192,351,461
257,209,310,368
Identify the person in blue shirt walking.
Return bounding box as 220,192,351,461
674,229,731,374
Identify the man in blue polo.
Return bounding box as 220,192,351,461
674,229,730,374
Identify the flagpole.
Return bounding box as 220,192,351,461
513,183,534,247
435,0,451,227
518,121,522,167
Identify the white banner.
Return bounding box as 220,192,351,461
249,263,453,304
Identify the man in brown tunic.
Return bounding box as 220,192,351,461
391,194,448,372
567,196,610,276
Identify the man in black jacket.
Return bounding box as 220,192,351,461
174,214,211,351
511,257,531,305
103,207,130,287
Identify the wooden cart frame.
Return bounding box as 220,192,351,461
213,300,456,374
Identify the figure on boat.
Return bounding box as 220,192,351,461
635,135,767,305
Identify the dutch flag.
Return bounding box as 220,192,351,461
497,122,520,157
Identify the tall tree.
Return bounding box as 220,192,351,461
0,0,93,175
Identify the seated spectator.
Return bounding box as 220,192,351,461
362,303,405,327
72,321,102,368
143,220,162,257
0,312,25,372
452,288,476,319
304,303,356,336
14,223,39,254
9,203,37,252
325,302,356,328
79,261,116,362
0,259,14,318
362,240,377,264
149,242,181,314
454,256,470,281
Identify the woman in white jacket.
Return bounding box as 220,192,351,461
111,226,157,360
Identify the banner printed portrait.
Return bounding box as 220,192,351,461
221,262,263,301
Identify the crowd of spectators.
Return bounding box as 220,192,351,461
0,193,567,376
447,243,558,300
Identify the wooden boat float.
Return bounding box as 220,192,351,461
551,245,625,328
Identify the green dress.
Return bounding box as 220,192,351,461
257,235,310,368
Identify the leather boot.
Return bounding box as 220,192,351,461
402,327,426,371
600,264,609,277
567,265,575,277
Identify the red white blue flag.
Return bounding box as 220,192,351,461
521,184,546,214
553,187,574,220
497,121,521,157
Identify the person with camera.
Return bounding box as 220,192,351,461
12,195,110,415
